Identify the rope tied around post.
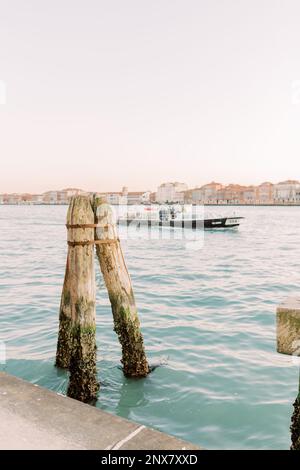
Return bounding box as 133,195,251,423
66,222,119,246
67,239,119,247
66,223,112,229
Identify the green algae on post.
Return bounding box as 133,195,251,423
93,196,150,378
55,254,72,368
291,397,300,450
55,195,99,402
55,310,73,369
67,325,99,403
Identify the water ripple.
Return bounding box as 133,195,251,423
0,205,300,449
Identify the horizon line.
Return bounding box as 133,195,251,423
1,178,300,196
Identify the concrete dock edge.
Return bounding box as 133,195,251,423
0,372,199,450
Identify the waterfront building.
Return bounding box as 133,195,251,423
183,190,193,204
97,188,150,205
192,187,205,204
202,181,223,203
58,188,85,204
41,188,85,205
273,180,300,203
127,192,148,205
174,191,185,204
56,191,69,204
20,194,33,204
156,182,188,203
257,182,274,204
6,194,21,204
192,182,223,204
66,188,84,196
217,184,246,204
31,194,44,204
42,191,58,204
104,193,127,205
242,186,257,204
0,194,8,204
96,190,123,205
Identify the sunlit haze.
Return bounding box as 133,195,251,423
1,0,300,193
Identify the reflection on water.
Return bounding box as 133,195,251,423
116,375,149,420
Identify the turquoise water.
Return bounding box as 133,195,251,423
0,205,299,449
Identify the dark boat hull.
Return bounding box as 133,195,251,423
118,217,243,229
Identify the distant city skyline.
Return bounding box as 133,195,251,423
1,177,300,196
1,1,300,193
0,178,300,195
1,176,300,196
2,179,300,211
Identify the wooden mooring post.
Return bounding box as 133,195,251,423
277,297,300,450
93,196,150,377
56,195,99,403
56,195,150,404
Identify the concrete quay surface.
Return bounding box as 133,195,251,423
0,372,199,450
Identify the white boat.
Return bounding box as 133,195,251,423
117,206,244,229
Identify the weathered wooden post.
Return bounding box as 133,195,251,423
56,195,99,403
93,196,150,377
55,255,72,369
290,372,300,451
277,297,300,450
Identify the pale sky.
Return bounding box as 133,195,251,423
1,0,300,193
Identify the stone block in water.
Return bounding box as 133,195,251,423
277,297,300,356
